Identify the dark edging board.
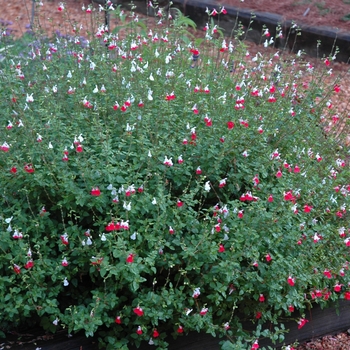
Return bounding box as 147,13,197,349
150,0,350,63
94,0,350,62
6,300,350,349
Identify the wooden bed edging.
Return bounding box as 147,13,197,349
7,300,350,349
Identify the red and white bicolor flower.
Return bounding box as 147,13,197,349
192,287,200,298
1,142,10,152
200,307,208,316
163,156,173,166
251,340,259,350
219,178,227,188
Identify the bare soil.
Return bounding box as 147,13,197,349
217,0,350,33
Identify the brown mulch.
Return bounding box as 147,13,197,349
217,0,350,33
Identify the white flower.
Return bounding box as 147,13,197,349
123,202,131,211
152,197,157,205
63,277,69,286
148,150,152,157
130,232,137,240
5,216,13,223
86,237,92,245
52,318,59,326
165,54,172,64
100,233,106,241
26,93,34,103
48,142,53,149
93,85,99,93
204,181,211,192
185,308,193,316
67,70,72,78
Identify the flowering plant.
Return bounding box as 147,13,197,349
0,2,349,349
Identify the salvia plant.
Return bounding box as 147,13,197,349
0,1,349,349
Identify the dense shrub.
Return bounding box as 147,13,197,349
0,3,349,349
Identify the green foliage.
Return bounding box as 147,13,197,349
0,3,349,350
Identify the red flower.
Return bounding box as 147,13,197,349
126,253,134,263
276,169,282,178
334,84,341,93
115,316,122,324
133,306,144,316
265,253,272,262
259,294,265,302
297,318,308,329
177,200,183,207
284,191,295,201
294,165,300,173
267,195,274,202
177,325,184,333
13,264,21,274
136,326,143,335
61,258,69,267
10,166,17,174
287,276,295,286
218,244,225,253
24,260,34,269
24,164,34,173
323,269,332,279
288,305,295,312
304,204,312,213
204,116,212,126
227,121,235,129
152,329,159,338
105,222,114,231
91,187,101,196
334,283,343,292
76,144,83,153
344,291,350,300
255,311,262,319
